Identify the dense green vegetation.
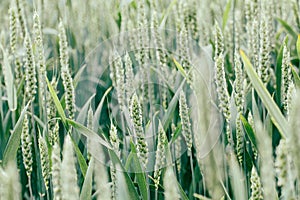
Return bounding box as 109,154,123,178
0,0,300,199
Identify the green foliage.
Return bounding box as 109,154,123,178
0,0,299,199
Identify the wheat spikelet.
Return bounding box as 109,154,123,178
214,53,231,144
59,21,75,120
214,23,224,58
172,123,181,173
14,57,23,86
153,121,167,190
235,117,244,165
33,12,47,108
47,77,58,144
124,52,134,105
60,62,75,120
256,122,277,199
248,112,258,160
275,139,297,200
275,139,288,187
58,20,69,69
257,16,271,84
24,32,37,102
164,167,180,200
0,162,21,200
9,7,17,54
86,105,93,160
234,51,244,114
289,90,300,180
110,165,117,200
38,136,50,190
249,0,260,67
281,44,292,115
51,142,62,200
94,160,110,200
21,113,33,179
110,123,120,157
179,91,193,156
60,135,79,200
15,0,26,38
136,0,150,104
250,166,263,200
130,93,148,169
114,53,125,111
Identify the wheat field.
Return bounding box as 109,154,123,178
0,0,300,199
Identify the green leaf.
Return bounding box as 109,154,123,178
80,157,94,200
46,77,67,127
275,36,288,104
128,141,148,200
228,153,247,200
2,103,29,166
124,152,134,171
162,79,185,130
251,90,261,123
240,115,257,150
170,123,182,143
0,45,17,111
93,87,112,132
66,119,112,150
240,50,289,138
159,0,178,28
108,149,140,200
74,64,87,87
173,58,188,80
222,0,232,30
76,93,96,124
70,136,88,177
291,65,300,89
194,193,212,200
297,34,300,59
277,18,298,39
177,180,189,200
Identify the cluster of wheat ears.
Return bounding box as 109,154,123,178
0,0,300,199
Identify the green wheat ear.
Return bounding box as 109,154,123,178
172,123,181,174
281,44,293,117
15,0,27,38
59,20,75,120
110,123,120,156
130,93,148,170
153,121,167,190
289,90,300,181
124,51,134,105
214,53,231,144
51,143,62,200
60,135,79,200
214,22,224,58
94,160,110,200
179,91,193,156
164,167,180,200
38,135,50,190
24,32,37,102
275,139,297,200
21,113,33,179
114,53,125,111
257,16,271,84
235,117,244,165
275,139,288,187
33,12,47,112
47,78,59,145
0,162,21,199
234,50,244,114
9,7,17,55
250,166,263,200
